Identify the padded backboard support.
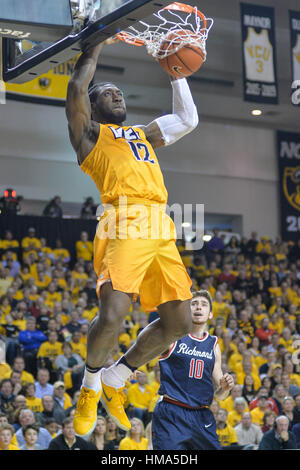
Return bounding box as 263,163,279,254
2,0,170,84
0,0,73,42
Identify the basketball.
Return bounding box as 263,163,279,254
158,29,205,78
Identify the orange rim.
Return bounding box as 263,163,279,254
164,2,207,29
117,2,207,47
117,31,145,46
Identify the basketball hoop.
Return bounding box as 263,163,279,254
117,2,214,61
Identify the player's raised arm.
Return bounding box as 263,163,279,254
143,76,199,149
66,38,119,163
66,44,103,158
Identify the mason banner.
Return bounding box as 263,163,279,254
289,10,300,106
240,3,278,104
277,130,300,241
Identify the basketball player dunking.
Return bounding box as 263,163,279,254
152,290,234,450
66,38,199,436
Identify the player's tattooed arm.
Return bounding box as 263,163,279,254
141,121,166,149
66,37,119,163
66,44,104,156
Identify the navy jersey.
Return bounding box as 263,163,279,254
158,332,218,407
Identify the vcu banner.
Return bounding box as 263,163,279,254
277,131,300,241
240,3,278,104
289,10,300,106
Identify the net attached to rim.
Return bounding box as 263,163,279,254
117,2,214,61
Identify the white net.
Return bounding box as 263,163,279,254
118,3,214,60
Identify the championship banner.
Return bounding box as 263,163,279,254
289,10,300,106
277,130,300,241
240,3,278,104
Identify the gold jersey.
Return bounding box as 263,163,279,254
80,123,168,204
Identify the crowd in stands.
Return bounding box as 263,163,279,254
0,224,300,451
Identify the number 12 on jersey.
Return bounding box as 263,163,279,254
189,358,204,379
127,141,155,164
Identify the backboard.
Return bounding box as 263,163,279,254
2,0,171,84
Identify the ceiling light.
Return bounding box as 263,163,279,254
203,234,212,242
181,222,191,228
251,109,262,116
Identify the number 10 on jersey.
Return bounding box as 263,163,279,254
189,359,204,379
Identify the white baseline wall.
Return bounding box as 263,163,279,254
0,100,279,238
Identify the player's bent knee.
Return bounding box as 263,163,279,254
94,308,125,333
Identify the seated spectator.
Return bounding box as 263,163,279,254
44,417,60,439
35,368,54,399
217,385,243,413
0,378,15,415
0,230,19,261
0,338,13,377
281,395,296,428
291,422,300,447
261,409,277,433
292,394,300,425
18,316,47,376
118,418,148,450
36,394,66,426
52,239,71,266
250,394,275,427
1,313,21,366
37,330,63,371
21,228,41,261
249,386,279,414
75,231,93,262
258,350,278,377
52,381,73,412
80,278,98,305
255,318,276,346
54,342,84,392
48,416,97,450
0,422,19,450
15,408,52,449
24,382,43,413
234,412,263,448
104,415,123,450
64,310,82,336
42,196,63,218
69,331,86,360
2,357,33,388
241,374,256,404
2,251,20,278
9,370,23,396
272,384,287,415
44,282,62,309
0,267,13,297
258,415,298,450
281,373,300,399
126,370,155,425
227,397,249,427
215,408,238,448
88,416,108,450
19,423,42,450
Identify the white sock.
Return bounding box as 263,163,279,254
82,367,102,393
101,363,132,388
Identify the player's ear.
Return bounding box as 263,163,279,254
208,310,213,321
